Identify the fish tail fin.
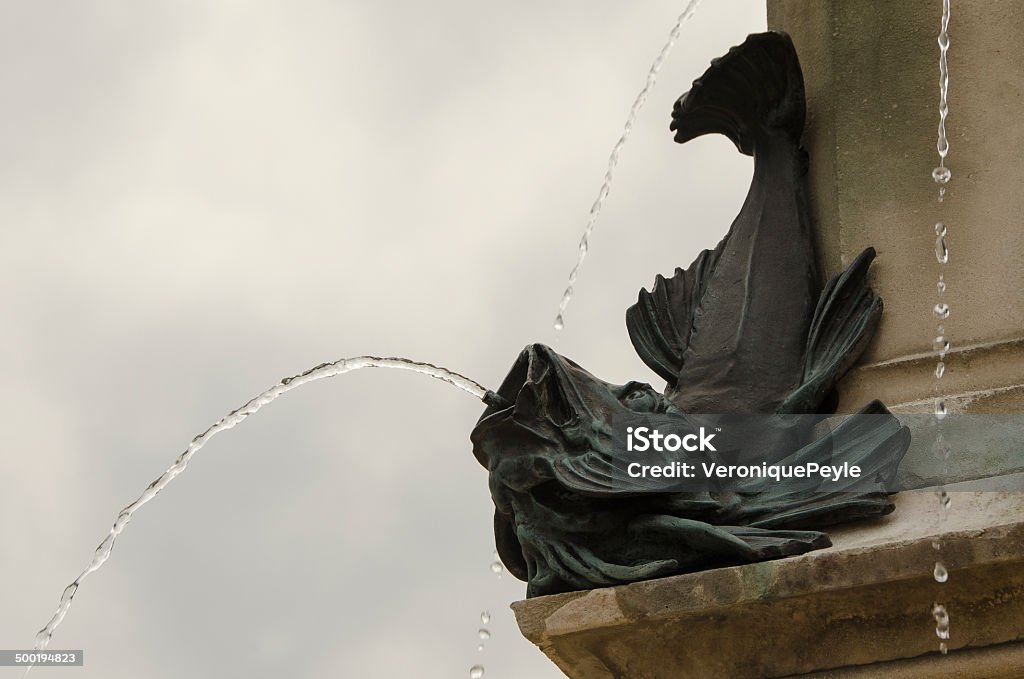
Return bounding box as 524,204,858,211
670,31,804,155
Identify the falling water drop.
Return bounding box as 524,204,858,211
478,628,491,641
934,398,948,420
937,276,946,294
934,303,950,319
935,361,945,379
470,665,485,678
940,642,948,655
939,490,952,510
480,611,491,625
934,223,949,264
932,436,951,462
554,0,703,329
933,603,950,636
933,335,950,355
934,562,949,583
477,644,485,653
932,166,951,184
489,561,504,576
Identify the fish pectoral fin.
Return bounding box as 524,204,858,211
626,243,725,386
781,247,882,414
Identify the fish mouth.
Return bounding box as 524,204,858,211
477,343,674,428
471,344,678,473
471,344,611,469
478,343,593,426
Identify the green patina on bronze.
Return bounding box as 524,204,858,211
472,32,911,598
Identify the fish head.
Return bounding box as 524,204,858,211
471,343,679,493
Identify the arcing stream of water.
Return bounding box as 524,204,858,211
553,0,702,331
929,0,953,655
27,356,497,667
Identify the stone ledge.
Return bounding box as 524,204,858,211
512,490,1024,679
783,639,1024,678
837,337,1024,414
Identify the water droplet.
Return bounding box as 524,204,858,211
932,166,951,184
932,539,942,551
553,315,564,331
470,665,485,678
937,277,946,294
935,235,949,264
934,303,950,319
933,603,950,629
932,437,951,462
940,491,952,510
934,562,949,583
934,398,948,419
477,644,485,652
935,361,945,379
934,222,947,236
478,628,491,640
480,611,491,625
489,561,504,575
939,642,948,654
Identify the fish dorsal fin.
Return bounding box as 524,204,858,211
626,241,725,386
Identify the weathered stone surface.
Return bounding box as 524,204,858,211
785,640,1024,678
892,416,1024,491
766,0,1024,414
512,490,1024,678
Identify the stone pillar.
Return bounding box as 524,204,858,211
511,4,1024,677
767,0,1024,414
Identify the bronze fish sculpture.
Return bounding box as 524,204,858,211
472,32,911,598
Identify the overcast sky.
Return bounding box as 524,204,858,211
0,2,765,677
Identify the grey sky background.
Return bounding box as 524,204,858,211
0,2,765,677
